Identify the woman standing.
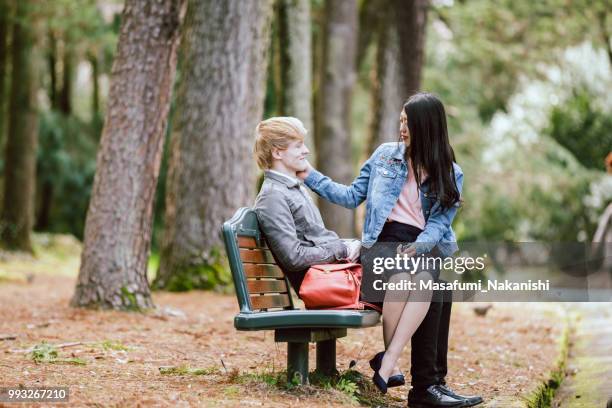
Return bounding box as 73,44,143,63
299,93,482,407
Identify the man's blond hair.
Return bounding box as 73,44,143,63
254,117,307,170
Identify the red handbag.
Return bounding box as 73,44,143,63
299,263,362,309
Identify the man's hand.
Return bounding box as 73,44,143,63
345,239,361,262
296,159,314,181
396,243,417,257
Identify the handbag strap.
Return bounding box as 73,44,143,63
310,263,360,272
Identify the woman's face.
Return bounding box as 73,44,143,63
400,110,410,147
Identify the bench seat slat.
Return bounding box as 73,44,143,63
250,294,291,310
247,280,288,294
240,248,276,264
243,264,284,278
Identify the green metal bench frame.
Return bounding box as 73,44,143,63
222,207,380,384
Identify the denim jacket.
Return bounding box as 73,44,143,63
304,142,463,257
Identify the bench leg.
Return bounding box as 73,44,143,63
315,339,337,376
287,342,309,384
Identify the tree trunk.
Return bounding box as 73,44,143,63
90,53,100,118
277,0,314,152
394,0,429,97
154,1,273,289
47,29,59,110
367,4,403,156
0,0,40,252
34,181,52,231
0,0,10,145
71,0,186,310
59,43,73,115
315,0,358,238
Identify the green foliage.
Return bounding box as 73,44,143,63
156,248,231,292
98,340,130,352
159,365,220,376
119,286,142,312
36,111,98,239
30,341,58,363
29,341,86,365
425,0,610,123
546,91,612,171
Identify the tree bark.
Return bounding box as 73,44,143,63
47,29,59,110
0,0,40,252
0,0,10,145
394,0,429,97
59,44,73,115
71,0,186,310
90,53,100,118
315,0,358,238
367,3,403,156
154,0,273,289
277,0,314,152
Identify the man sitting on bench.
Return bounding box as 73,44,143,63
252,116,361,293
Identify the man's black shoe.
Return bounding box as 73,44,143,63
407,385,465,407
436,385,483,407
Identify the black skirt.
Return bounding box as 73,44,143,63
360,221,440,308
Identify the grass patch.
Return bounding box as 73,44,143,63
0,233,81,279
159,365,220,376
525,308,572,408
29,341,86,365
228,368,400,406
98,340,130,352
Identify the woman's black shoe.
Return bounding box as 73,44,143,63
369,351,405,388
372,370,388,394
369,351,385,371
388,374,406,387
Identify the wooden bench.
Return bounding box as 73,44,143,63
222,207,380,384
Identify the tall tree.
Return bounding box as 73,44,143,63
277,0,314,152
0,0,40,251
0,0,10,146
315,0,358,237
154,1,273,289
367,3,403,156
58,43,73,115
71,0,186,309
394,0,429,97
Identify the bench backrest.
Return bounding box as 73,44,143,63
222,207,295,313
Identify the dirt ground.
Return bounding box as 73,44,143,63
0,272,567,407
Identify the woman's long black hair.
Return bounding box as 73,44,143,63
402,92,461,210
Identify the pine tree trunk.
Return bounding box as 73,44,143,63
315,0,358,238
0,0,40,252
47,29,59,110
71,0,186,309
0,0,10,145
90,53,100,118
277,0,314,152
394,0,429,97
367,5,403,156
59,45,73,115
154,0,273,289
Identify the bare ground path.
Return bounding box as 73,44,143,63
0,237,571,406
553,303,612,407
0,274,567,407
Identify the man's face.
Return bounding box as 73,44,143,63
274,139,310,173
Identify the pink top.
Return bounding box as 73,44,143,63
387,163,426,229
